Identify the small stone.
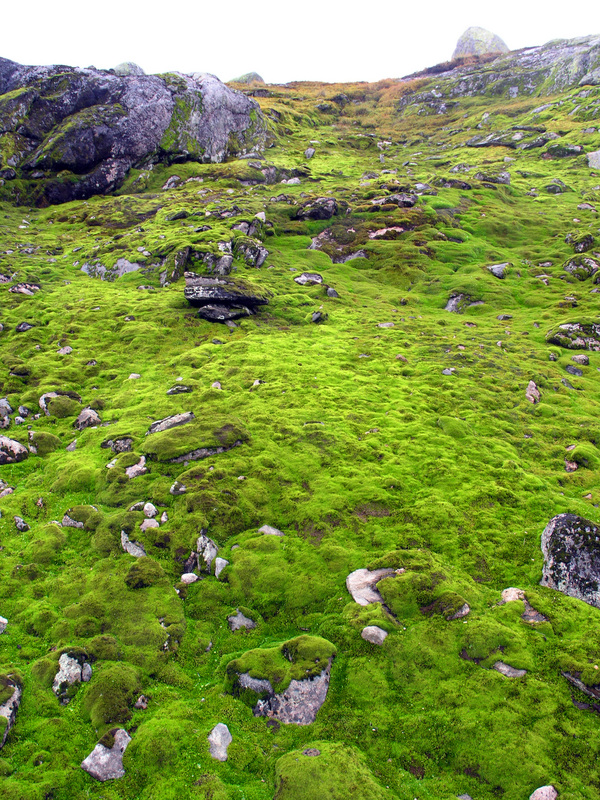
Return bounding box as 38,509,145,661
208,723,232,762
53,653,92,702
294,272,323,286
81,729,131,781
228,609,256,631
0,617,7,634
346,568,397,606
303,748,321,756
170,481,187,496
377,322,394,328
487,262,510,278
143,502,157,518
304,147,316,159
128,373,141,380
361,626,388,645
134,695,148,710
501,587,525,603
211,381,222,389
180,573,199,584
160,511,169,524
529,786,558,800
566,364,583,377
14,516,29,532
565,460,578,472
497,314,512,321
15,321,33,332
259,524,284,536
140,518,159,532
326,286,339,298
572,354,589,365
493,661,527,678
57,346,73,355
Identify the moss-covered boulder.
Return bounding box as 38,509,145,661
124,558,166,589
142,418,248,463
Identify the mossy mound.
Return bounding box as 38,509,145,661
274,742,394,800
142,418,248,462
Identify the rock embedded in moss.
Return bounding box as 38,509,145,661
361,626,388,645
74,408,101,430
346,568,396,606
125,557,166,589
81,728,131,781
52,653,92,704
0,674,21,750
208,723,232,761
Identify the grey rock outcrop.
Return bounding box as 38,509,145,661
546,322,600,350
541,514,600,608
74,408,101,430
452,27,509,60
197,532,219,572
0,58,268,205
487,262,510,278
81,729,131,781
444,293,483,313
184,272,269,322
0,676,21,750
0,435,28,464
208,723,232,761
52,653,92,703
120,531,147,558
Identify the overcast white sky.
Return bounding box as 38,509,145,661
2,1,599,84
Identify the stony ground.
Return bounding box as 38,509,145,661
1,63,600,800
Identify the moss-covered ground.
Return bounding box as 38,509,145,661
1,70,600,799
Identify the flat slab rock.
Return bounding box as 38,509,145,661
81,729,131,781
541,513,600,608
493,661,527,678
253,662,332,725
146,411,195,435
346,568,396,606
208,723,232,761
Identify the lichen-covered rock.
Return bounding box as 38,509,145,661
184,273,269,318
228,609,256,631
444,294,483,313
197,532,219,572
294,272,323,286
294,197,345,220
0,59,268,205
81,729,131,781
487,262,510,278
52,652,92,703
146,412,195,435
546,322,600,350
0,435,28,464
525,380,541,404
253,664,332,725
74,408,101,430
541,514,600,608
452,27,509,60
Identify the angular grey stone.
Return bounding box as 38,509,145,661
14,515,29,532
197,532,218,571
525,381,541,403
81,729,131,781
361,626,388,645
253,662,332,725
0,616,7,634
125,456,147,479
487,262,510,278
215,557,229,578
208,723,232,762
143,502,157,518
228,609,257,631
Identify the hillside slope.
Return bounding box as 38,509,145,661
1,36,600,800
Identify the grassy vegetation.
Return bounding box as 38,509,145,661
1,62,600,799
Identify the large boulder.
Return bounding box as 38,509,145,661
541,514,600,608
0,58,268,205
184,273,269,322
452,27,509,60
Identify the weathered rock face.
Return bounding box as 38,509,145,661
541,514,600,608
208,723,232,761
81,729,131,781
0,59,268,205
546,322,600,350
452,27,509,60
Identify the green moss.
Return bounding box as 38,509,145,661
30,431,62,456
83,662,141,733
46,395,81,418
142,419,248,462
124,558,167,589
